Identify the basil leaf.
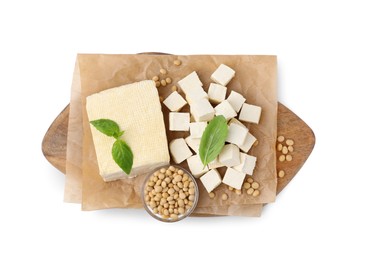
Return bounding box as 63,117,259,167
199,115,228,166
112,139,133,174
90,119,122,139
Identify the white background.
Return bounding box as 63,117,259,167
1,1,366,259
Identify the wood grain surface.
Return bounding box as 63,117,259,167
42,102,315,196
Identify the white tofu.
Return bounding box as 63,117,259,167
210,64,235,86
169,112,190,131
163,91,187,112
243,154,257,175
177,71,203,96
227,91,246,112
208,83,227,104
226,123,249,146
233,152,247,173
186,88,208,105
222,167,246,190
190,122,207,139
228,118,256,152
200,169,222,193
208,156,224,169
218,144,240,167
187,154,209,178
214,100,237,121
184,135,201,153
169,138,193,164
190,98,215,122
239,103,262,124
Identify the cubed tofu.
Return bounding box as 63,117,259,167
208,83,227,104
190,98,215,122
218,144,240,167
228,118,257,152
186,88,209,105
210,64,235,86
169,112,190,131
184,135,201,153
233,152,247,173
222,167,246,190
163,91,187,112
200,169,222,193
169,138,193,164
208,156,224,169
177,71,203,96
243,154,257,175
190,122,207,139
227,91,246,112
214,100,237,121
187,154,209,178
226,123,249,146
239,103,262,124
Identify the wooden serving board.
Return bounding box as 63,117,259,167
42,102,315,195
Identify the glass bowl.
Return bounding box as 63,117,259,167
141,165,199,222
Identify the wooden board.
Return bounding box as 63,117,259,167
42,102,315,195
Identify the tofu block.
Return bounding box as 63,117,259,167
169,138,193,164
169,112,190,131
187,154,209,178
208,156,224,169
190,98,215,122
163,91,187,112
233,152,247,173
177,71,203,96
208,83,227,104
239,103,262,124
240,132,257,153
184,135,201,153
227,91,246,112
190,122,207,139
222,167,246,190
243,154,257,175
214,100,237,121
200,169,222,193
226,123,249,146
228,118,257,152
210,64,235,86
186,88,209,105
86,80,170,181
218,144,240,167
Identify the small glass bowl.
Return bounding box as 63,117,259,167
141,165,199,223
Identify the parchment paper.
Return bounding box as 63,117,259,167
65,54,277,216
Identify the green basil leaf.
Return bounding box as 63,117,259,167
90,119,122,139
112,139,133,174
199,115,228,166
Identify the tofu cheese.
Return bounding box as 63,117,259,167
86,80,170,181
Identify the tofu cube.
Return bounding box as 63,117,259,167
186,88,209,105
190,98,215,122
227,91,246,112
210,64,235,86
208,83,227,104
233,152,247,173
169,138,193,164
187,154,209,178
208,156,224,169
169,112,190,131
184,135,201,153
226,123,249,146
177,71,203,96
243,154,257,175
239,132,257,153
200,169,222,193
190,122,207,139
239,103,262,124
214,100,237,121
218,144,240,167
163,91,187,112
222,167,246,190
